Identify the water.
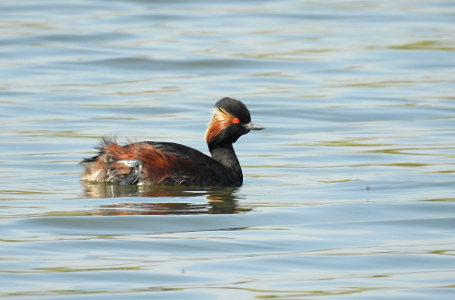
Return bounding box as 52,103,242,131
1,0,455,298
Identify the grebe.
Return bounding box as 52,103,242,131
80,97,264,186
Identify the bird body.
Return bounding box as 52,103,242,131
80,97,264,186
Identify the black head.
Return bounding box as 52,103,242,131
206,97,264,150
215,97,251,124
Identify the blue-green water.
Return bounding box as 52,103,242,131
1,0,455,299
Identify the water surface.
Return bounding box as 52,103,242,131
1,0,455,299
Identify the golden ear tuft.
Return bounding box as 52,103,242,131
205,108,236,143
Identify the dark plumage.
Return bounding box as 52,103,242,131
80,97,264,186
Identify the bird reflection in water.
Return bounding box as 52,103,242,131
81,181,249,215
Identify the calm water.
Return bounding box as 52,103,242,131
1,0,455,299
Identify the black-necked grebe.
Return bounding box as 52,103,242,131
80,97,264,186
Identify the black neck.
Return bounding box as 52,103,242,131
208,143,243,185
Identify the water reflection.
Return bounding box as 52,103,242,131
81,182,248,215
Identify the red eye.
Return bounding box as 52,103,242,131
232,117,240,124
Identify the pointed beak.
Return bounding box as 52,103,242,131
244,122,265,131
